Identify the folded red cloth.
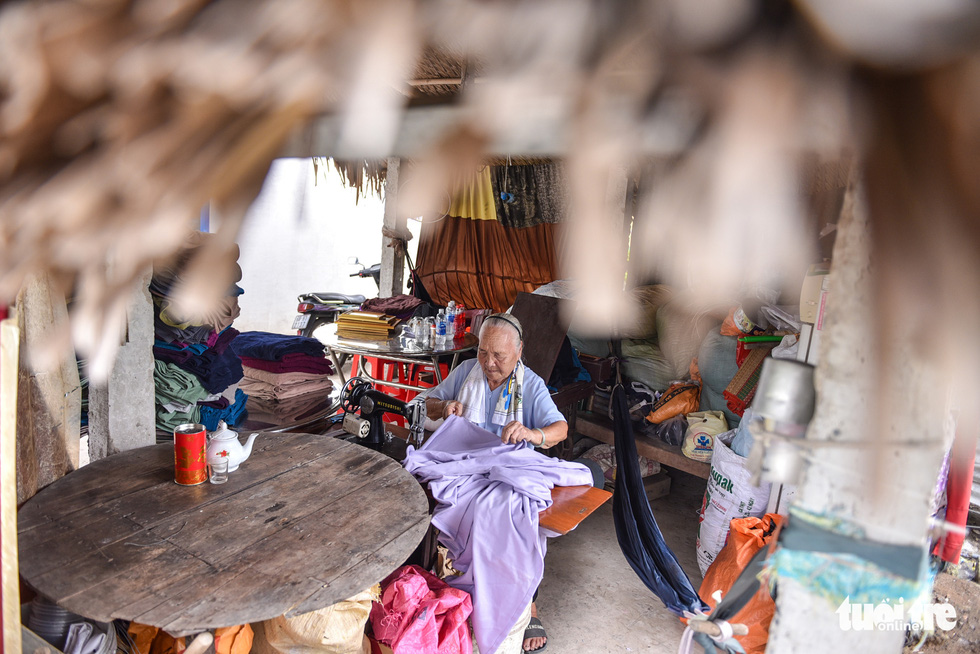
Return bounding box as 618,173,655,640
238,353,333,375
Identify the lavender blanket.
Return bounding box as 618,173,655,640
403,416,593,654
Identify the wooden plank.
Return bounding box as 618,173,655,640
18,435,354,577
23,625,60,654
18,505,146,580
15,445,173,530
379,157,404,297
576,411,711,479
509,292,571,382
539,485,612,535
145,467,429,635
287,512,429,617
2,317,22,654
20,433,345,533
38,537,214,624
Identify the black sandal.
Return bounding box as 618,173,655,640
522,616,548,653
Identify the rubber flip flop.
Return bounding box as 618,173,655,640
522,616,548,653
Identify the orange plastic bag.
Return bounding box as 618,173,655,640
698,513,782,654
645,381,700,424
720,308,742,336
129,623,253,654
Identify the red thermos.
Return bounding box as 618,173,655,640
174,423,208,485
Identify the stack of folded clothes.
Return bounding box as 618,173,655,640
150,234,248,436
231,332,335,426
154,360,211,432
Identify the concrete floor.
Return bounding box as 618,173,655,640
536,469,708,653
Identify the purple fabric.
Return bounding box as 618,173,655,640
403,416,593,654
153,316,213,345
360,294,425,320
153,346,193,365
198,396,230,410
209,327,239,354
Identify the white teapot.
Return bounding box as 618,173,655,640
207,420,258,472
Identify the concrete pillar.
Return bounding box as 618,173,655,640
88,270,156,459
379,157,405,298
767,179,948,651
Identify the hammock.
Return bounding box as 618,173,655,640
611,384,708,615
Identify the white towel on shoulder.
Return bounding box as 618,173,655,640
456,360,525,427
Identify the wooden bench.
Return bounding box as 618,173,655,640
539,484,611,534
575,410,711,480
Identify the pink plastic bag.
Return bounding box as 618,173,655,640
369,565,473,654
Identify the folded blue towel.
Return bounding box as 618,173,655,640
200,388,249,430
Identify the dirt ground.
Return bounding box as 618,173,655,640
903,529,980,653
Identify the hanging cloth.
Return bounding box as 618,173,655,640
447,167,499,221
611,384,708,616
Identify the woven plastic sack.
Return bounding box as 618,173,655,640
369,565,472,654
645,381,700,424
699,514,782,654
253,586,378,654
696,432,772,575
680,411,727,462
654,296,723,379
621,285,674,339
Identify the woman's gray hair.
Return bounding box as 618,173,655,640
479,313,523,348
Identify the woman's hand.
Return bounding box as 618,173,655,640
500,421,535,445
442,400,463,419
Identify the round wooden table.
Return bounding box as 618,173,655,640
17,432,429,636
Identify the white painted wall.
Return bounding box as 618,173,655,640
233,158,419,335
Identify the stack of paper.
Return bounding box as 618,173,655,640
336,311,401,339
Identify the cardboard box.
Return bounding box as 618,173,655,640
798,265,831,364
799,263,831,324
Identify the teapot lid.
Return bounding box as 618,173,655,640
211,420,237,439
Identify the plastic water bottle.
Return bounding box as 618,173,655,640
436,310,447,345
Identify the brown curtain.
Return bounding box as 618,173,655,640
415,216,561,312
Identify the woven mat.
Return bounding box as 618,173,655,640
723,344,776,416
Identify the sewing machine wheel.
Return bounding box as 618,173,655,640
339,377,372,414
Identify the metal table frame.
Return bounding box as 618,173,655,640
319,325,478,394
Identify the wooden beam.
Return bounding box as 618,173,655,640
379,157,405,297
1,314,22,654
408,78,462,86
576,410,711,480
282,97,701,161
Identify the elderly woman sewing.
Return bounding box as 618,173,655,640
425,312,567,450
424,312,565,654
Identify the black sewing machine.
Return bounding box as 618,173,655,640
338,377,427,449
